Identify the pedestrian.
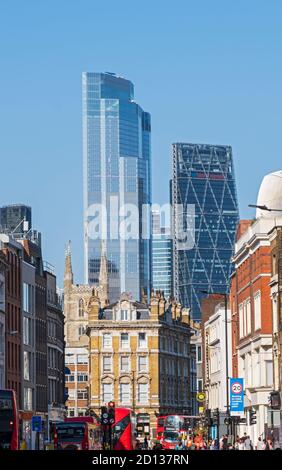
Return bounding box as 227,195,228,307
175,440,184,450
256,437,264,450
238,438,245,451
244,435,251,450
143,436,148,449
265,438,273,450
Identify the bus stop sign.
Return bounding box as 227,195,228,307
32,416,42,432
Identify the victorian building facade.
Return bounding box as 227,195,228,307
87,290,193,438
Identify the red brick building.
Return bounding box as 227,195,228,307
0,235,22,407
230,217,274,442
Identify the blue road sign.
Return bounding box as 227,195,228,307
32,415,42,432
230,378,244,415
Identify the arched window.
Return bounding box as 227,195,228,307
79,298,84,317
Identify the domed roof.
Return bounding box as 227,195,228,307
256,171,282,218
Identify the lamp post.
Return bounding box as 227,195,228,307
200,290,230,435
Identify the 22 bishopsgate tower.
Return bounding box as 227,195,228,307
82,72,151,302
172,143,239,320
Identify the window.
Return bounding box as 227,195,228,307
246,299,251,335
103,356,112,372
77,355,88,364
102,383,112,403
65,355,75,364
120,309,129,321
120,356,129,372
79,298,84,317
266,361,273,387
254,291,261,331
78,325,85,337
23,351,31,381
138,333,147,348
120,333,129,349
23,283,30,313
77,389,88,400
120,383,130,404
24,387,32,410
68,409,75,417
77,374,88,382
66,374,75,382
68,389,75,399
197,346,202,363
138,383,148,404
103,333,112,349
138,356,148,372
239,303,244,338
197,379,203,392
23,316,31,346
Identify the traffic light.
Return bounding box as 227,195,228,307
204,408,212,427
213,408,220,426
224,417,232,426
108,401,115,424
101,406,109,425
249,409,257,425
269,391,281,410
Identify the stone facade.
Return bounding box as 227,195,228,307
64,242,108,416
87,290,192,438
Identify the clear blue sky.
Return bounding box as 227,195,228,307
0,0,281,286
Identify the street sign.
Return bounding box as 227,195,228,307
31,415,42,432
230,378,244,416
196,392,206,403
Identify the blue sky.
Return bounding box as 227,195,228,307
0,0,281,285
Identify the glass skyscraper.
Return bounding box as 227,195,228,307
152,210,172,299
171,143,239,320
82,72,151,302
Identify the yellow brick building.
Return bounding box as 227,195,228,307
87,290,193,438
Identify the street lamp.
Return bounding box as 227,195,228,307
200,290,230,434
248,204,282,212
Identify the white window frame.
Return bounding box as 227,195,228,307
138,332,147,349
120,383,130,404
102,333,112,349
120,333,129,349
102,356,112,373
120,356,130,372
138,355,148,372
254,291,261,331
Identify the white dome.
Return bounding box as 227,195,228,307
256,171,282,218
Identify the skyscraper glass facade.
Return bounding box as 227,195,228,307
152,211,172,298
172,143,239,320
82,72,151,302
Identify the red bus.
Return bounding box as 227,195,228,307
0,389,19,450
112,408,136,450
156,416,165,441
54,416,102,450
162,415,198,450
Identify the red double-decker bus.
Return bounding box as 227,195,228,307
156,416,165,441
112,408,136,450
53,416,101,450
0,389,19,450
161,415,198,449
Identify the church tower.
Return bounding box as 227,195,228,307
98,240,109,308
64,240,73,294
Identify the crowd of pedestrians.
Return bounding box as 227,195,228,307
146,432,279,450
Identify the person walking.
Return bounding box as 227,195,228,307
256,437,264,450
244,435,251,450
238,438,245,451
143,436,148,450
